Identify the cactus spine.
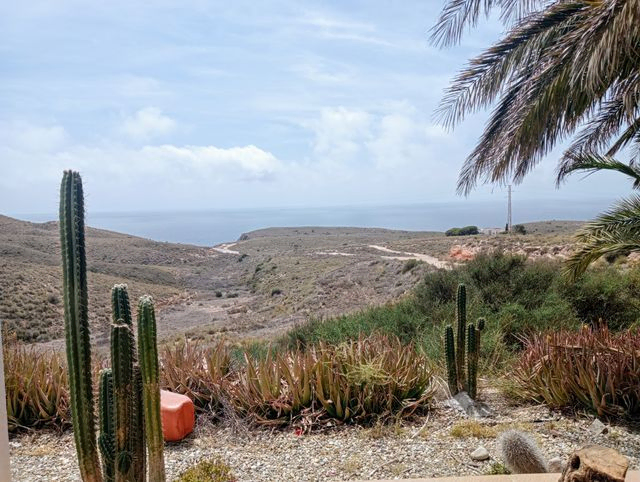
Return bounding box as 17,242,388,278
455,284,466,390
59,171,103,482
59,171,165,482
138,296,166,482
98,369,115,482
444,284,485,398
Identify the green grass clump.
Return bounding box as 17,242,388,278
176,458,236,482
402,258,419,273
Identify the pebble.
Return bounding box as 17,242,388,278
9,391,640,481
588,418,608,436
470,446,490,461
549,456,565,473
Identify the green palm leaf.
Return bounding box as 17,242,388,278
556,153,640,189
565,195,640,280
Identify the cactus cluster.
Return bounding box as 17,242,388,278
59,171,165,482
498,429,549,474
444,283,485,398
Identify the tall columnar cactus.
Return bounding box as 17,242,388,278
444,325,457,395
132,365,146,482
467,323,477,399
60,171,166,482
455,283,466,390
444,284,486,398
138,296,166,482
476,317,485,355
59,171,103,482
98,369,115,482
111,323,135,482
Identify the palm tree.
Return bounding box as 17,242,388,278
432,0,640,278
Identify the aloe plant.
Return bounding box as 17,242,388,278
59,171,165,482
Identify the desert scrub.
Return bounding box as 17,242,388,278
402,258,419,273
176,458,236,482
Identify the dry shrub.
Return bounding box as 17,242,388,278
3,338,70,431
160,340,231,412
512,327,640,418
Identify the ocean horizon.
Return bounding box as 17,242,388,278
15,198,616,247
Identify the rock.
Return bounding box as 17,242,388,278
559,445,628,482
470,446,490,461
549,457,565,473
451,391,493,418
588,419,608,436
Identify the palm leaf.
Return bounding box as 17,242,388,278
556,153,640,188
565,195,640,280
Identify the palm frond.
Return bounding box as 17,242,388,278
443,0,640,195
555,153,640,188
435,1,584,128
430,0,496,48
564,196,640,280
430,0,548,47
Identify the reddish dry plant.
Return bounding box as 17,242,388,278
513,327,640,418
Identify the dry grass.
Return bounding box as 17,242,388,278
450,420,499,438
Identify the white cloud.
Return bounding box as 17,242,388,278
119,107,176,141
0,121,68,153
312,107,372,162
0,121,282,190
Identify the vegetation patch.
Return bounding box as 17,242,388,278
512,328,640,418
175,458,236,482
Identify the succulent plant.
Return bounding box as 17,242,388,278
59,171,103,482
499,429,549,474
444,284,486,398
59,171,165,482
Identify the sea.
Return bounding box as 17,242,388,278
20,198,616,247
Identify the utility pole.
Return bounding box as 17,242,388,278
507,184,512,233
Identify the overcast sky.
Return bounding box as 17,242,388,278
0,0,628,216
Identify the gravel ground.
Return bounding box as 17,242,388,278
10,388,640,481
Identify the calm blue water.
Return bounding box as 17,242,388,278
20,198,616,247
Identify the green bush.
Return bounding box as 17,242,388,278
445,225,479,236
557,266,640,330
402,258,419,273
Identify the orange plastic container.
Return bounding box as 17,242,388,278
160,389,195,442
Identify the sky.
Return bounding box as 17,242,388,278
0,0,630,216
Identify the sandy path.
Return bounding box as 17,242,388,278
212,243,241,255
368,245,450,269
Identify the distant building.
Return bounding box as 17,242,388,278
480,227,502,235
